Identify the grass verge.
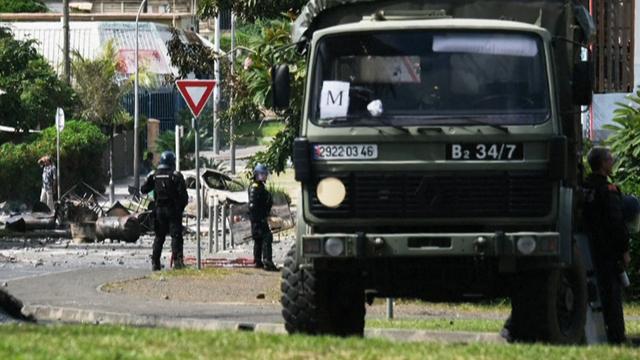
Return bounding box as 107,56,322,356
236,121,285,146
147,267,232,280
1,324,639,360
366,318,640,337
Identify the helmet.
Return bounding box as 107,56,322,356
253,163,269,180
159,151,176,169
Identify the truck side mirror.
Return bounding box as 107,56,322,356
573,61,593,106
272,65,291,110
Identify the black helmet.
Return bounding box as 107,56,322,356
159,151,176,169
253,163,269,181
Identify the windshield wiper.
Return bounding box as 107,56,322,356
424,115,509,133
317,116,361,126
318,115,410,134
369,116,410,134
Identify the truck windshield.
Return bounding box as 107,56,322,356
310,31,550,127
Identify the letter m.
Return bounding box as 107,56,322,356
327,90,344,106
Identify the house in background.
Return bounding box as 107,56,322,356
587,0,638,141
43,0,192,14
40,0,231,33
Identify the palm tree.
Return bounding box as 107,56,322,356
71,41,133,202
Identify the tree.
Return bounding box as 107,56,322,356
71,41,133,200
602,92,640,299
0,0,47,13
241,19,306,174
198,0,307,22
0,27,75,134
603,91,640,188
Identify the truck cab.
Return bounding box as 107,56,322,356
278,0,594,343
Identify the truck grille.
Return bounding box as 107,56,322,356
310,172,552,219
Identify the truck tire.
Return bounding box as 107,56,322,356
281,245,365,336
510,246,587,344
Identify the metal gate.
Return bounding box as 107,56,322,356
122,87,187,132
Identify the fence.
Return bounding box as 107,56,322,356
122,86,187,132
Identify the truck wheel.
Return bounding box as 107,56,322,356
510,247,587,344
281,245,365,336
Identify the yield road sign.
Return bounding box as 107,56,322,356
176,79,217,118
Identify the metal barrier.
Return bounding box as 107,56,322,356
122,87,189,132
207,199,235,255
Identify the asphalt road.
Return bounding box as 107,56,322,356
6,267,284,324
0,234,294,324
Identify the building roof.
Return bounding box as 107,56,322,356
0,21,209,78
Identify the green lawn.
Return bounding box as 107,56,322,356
236,120,285,146
1,324,639,360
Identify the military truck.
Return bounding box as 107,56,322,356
272,0,595,343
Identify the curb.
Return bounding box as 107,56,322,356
21,305,504,344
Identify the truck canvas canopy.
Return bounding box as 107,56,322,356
293,0,585,44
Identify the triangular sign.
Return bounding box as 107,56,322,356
176,79,217,118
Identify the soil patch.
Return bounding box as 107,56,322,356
102,268,281,304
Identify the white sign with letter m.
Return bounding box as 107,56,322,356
320,81,350,119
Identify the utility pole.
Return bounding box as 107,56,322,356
229,12,237,173
212,15,221,155
62,0,70,84
133,0,147,191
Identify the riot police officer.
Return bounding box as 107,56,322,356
584,146,631,344
249,163,278,271
141,151,189,271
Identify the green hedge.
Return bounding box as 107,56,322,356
0,120,108,204
0,0,47,13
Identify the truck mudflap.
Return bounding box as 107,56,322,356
300,231,560,258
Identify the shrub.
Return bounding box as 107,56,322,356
0,120,108,204
602,93,640,299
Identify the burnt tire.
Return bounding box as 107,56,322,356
510,246,587,344
281,245,365,336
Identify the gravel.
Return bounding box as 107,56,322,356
1,232,294,282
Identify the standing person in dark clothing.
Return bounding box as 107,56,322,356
584,146,631,344
249,163,278,271
141,151,189,271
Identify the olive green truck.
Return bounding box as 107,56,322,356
272,0,596,343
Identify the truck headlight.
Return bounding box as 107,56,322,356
325,238,345,256
517,236,537,255
316,177,346,208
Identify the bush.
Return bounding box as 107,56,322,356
0,0,47,13
0,120,108,204
601,93,640,300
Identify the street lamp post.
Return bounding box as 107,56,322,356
134,0,147,191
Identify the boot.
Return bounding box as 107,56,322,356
173,256,185,270
262,261,279,272
151,259,161,271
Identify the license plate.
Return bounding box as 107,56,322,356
313,144,378,160
446,143,523,160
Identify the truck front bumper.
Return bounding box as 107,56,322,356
301,231,560,259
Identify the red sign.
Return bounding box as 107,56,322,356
176,79,217,118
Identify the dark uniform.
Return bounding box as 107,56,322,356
584,173,630,344
248,179,275,270
141,165,188,271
